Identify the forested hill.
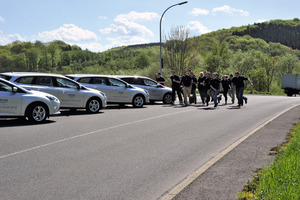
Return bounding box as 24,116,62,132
232,19,300,50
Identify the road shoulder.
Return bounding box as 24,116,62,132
171,105,300,200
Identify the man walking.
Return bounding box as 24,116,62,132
228,74,235,104
180,70,192,106
170,70,183,105
210,72,222,107
231,72,253,107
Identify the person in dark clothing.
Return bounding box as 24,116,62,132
180,70,192,106
221,75,230,105
190,71,197,104
156,73,165,85
228,74,235,104
231,72,253,107
170,70,183,105
197,72,206,104
210,72,222,107
204,72,212,106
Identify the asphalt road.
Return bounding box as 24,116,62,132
0,95,299,200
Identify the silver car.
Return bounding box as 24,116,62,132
114,75,173,104
66,74,150,108
0,78,60,123
0,72,107,113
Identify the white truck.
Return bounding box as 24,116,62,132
282,74,300,96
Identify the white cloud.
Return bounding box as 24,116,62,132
76,42,104,52
257,19,268,23
0,30,25,45
37,24,98,42
212,5,249,16
191,8,209,16
100,11,158,36
186,21,211,35
116,11,159,21
0,16,5,22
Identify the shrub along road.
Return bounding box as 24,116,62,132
0,95,299,200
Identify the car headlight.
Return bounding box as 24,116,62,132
46,95,59,102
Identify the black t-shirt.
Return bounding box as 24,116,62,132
156,76,165,84
232,76,248,88
181,75,192,87
210,78,221,90
221,79,230,90
197,76,206,89
170,75,181,89
191,76,197,89
204,77,211,89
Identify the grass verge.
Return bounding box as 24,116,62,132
237,122,300,200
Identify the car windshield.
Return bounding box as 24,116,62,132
56,78,78,89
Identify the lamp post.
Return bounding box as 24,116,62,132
159,1,188,75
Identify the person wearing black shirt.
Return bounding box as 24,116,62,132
170,70,183,105
155,73,165,85
190,71,197,104
204,72,212,106
180,70,192,106
231,72,253,107
228,74,235,104
210,72,222,107
197,72,206,104
221,75,231,105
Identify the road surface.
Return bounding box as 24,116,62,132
0,95,299,200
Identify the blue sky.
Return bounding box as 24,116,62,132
0,0,299,52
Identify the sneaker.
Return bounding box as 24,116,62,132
214,103,218,107
244,98,248,104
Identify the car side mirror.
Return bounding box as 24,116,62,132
12,87,18,93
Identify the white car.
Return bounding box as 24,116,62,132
0,78,60,123
114,75,173,104
66,74,150,108
0,72,107,113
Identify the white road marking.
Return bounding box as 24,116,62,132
0,108,194,160
160,104,299,200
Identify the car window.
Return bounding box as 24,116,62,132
143,79,157,87
15,76,35,84
56,78,78,89
92,77,107,85
121,78,142,85
0,81,12,92
36,76,54,86
108,78,126,87
78,77,92,84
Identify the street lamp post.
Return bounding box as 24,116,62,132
159,1,188,75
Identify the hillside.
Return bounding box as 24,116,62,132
0,19,300,93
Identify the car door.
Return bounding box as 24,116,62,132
0,81,22,116
141,78,161,100
32,76,59,98
107,78,131,102
55,77,85,108
90,77,112,101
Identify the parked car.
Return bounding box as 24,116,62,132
114,75,173,104
0,72,107,113
0,78,60,123
66,74,150,108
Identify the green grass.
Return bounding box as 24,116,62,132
237,123,300,200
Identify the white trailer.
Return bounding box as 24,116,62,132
282,74,300,96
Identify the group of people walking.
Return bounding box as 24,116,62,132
169,70,253,107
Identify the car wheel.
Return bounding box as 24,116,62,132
132,95,144,108
86,97,102,113
163,93,173,104
26,103,48,123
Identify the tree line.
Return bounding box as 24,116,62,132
1,19,300,94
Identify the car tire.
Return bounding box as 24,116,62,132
86,97,102,113
132,95,144,108
26,103,48,123
163,93,173,104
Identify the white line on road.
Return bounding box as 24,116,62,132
0,108,194,160
159,104,300,200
